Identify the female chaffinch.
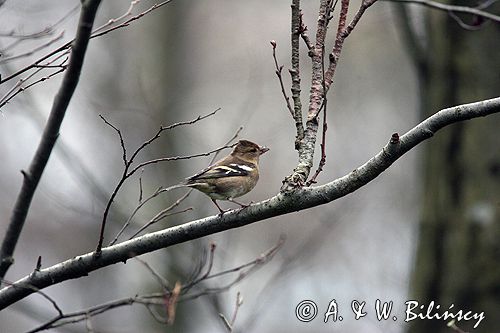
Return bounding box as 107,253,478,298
184,140,269,213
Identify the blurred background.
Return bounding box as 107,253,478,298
0,0,498,332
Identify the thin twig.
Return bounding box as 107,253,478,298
138,169,144,202
219,291,243,332
135,257,170,291
0,31,65,64
91,0,142,35
90,1,174,39
209,126,243,164
298,11,314,51
270,40,294,117
109,186,163,245
0,3,78,53
97,109,220,253
127,144,234,177
385,0,500,23
448,10,484,30
110,122,238,245
230,292,243,327
0,0,173,85
128,207,193,239
25,239,282,332
325,0,378,92
0,51,69,109
166,282,181,325
99,115,127,165
181,237,285,301
1,279,63,316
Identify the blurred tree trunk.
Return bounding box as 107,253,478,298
403,1,500,332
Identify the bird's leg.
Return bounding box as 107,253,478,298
212,199,228,216
228,198,253,209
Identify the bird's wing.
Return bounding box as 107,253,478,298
186,163,254,182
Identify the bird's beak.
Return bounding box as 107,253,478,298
259,146,269,155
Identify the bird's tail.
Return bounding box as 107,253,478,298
165,183,192,191
165,182,204,191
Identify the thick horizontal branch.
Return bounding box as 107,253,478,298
0,97,498,309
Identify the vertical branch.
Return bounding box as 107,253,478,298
324,0,350,91
281,0,332,190
325,0,378,91
308,0,331,121
282,0,378,190
290,0,305,150
307,44,329,186
0,0,102,280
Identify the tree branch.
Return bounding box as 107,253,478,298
0,97,498,309
282,0,379,190
0,0,102,280
290,0,305,150
386,0,500,24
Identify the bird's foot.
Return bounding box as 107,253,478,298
229,198,253,209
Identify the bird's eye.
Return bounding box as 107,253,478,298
250,148,257,152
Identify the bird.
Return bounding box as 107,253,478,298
184,140,269,214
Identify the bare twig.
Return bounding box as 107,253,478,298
0,4,78,55
325,0,378,92
135,257,170,290
24,240,282,332
181,237,285,301
219,292,243,332
127,143,235,177
0,51,69,109
270,40,294,117
448,10,484,30
183,242,217,293
129,207,193,239
298,11,314,51
25,295,163,333
127,108,222,174
0,0,102,280
385,0,500,23
0,0,173,96
138,169,145,202
109,187,189,245
97,109,221,253
166,282,181,325
91,0,143,35
0,31,65,64
209,126,243,164
90,0,174,39
109,186,164,245
109,123,241,245
1,279,63,317
230,292,243,328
